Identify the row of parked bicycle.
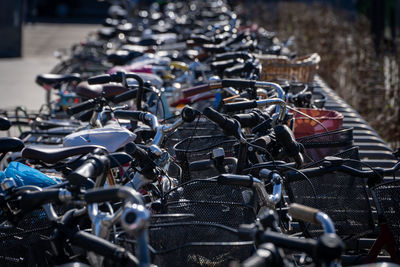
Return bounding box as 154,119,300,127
0,0,399,266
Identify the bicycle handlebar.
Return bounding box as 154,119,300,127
203,107,243,141
289,203,336,234
67,99,96,116
287,158,400,187
274,125,304,167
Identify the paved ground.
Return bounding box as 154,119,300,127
0,23,99,110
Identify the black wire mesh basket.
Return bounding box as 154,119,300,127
117,215,255,267
285,147,375,240
0,207,60,266
162,118,224,155
297,127,354,164
159,179,258,228
372,180,400,254
174,135,238,181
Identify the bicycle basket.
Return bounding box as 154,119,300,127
257,53,320,83
160,179,258,228
285,147,375,240
297,127,354,164
0,206,64,266
293,108,343,139
372,180,400,253
118,217,254,267
163,118,224,155
174,135,237,181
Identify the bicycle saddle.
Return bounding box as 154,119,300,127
0,137,24,154
0,117,11,131
22,145,105,164
73,81,129,99
36,73,81,87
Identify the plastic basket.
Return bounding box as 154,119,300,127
297,127,354,164
285,147,375,240
372,180,400,254
257,53,320,83
293,108,343,139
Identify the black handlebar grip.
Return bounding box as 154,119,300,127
124,142,151,165
114,110,147,122
274,125,304,167
203,107,229,126
210,59,236,71
88,74,111,85
112,89,138,103
67,99,96,116
274,125,300,156
223,100,257,113
189,34,213,45
0,117,11,131
67,155,109,186
223,63,246,77
181,106,201,123
217,174,254,187
124,142,158,181
221,79,256,89
233,112,261,128
71,230,138,266
203,107,242,140
214,51,251,61
84,187,121,203
259,230,317,256
19,189,61,212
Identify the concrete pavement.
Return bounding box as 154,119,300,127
0,23,99,110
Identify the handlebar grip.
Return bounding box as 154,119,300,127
0,117,11,131
210,59,236,71
217,174,254,187
223,63,245,77
189,34,213,45
182,84,212,98
221,79,256,89
274,125,303,167
259,230,316,256
203,107,242,140
233,112,261,128
203,107,228,126
288,203,320,225
214,51,251,61
181,106,201,123
19,189,61,212
88,74,111,85
223,100,257,112
112,89,138,104
71,230,138,266
114,110,147,122
124,142,158,181
67,154,109,186
67,99,96,116
84,187,121,203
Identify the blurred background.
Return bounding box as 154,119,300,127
0,0,399,147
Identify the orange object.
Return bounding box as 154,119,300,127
293,108,343,138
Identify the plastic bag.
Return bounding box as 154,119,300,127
0,162,61,189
